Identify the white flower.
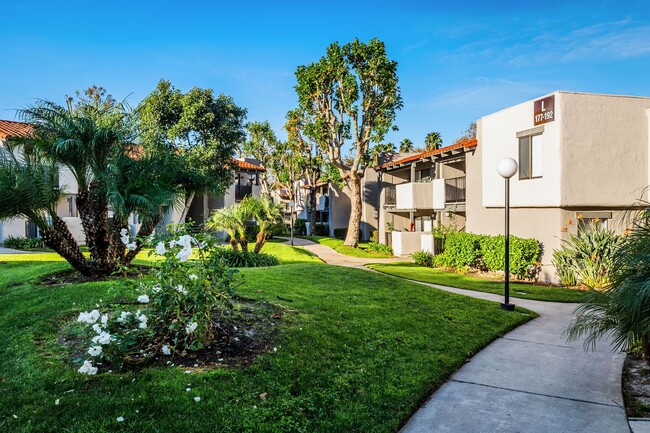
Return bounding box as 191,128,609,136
188,274,198,281
92,323,103,334
162,345,171,355
120,228,129,245
87,345,103,357
176,247,192,263
186,387,191,392
78,360,98,375
126,242,137,251
101,314,108,325
136,312,148,329
117,416,124,422
55,399,60,405
91,331,112,345
137,294,150,304
178,234,194,248
176,285,188,295
117,311,131,323
194,396,201,402
155,242,167,255
77,310,100,324
186,322,198,334
169,240,177,248
151,285,162,294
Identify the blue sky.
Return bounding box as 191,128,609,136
1,0,649,148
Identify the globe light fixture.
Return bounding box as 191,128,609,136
498,158,518,311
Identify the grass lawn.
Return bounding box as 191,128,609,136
301,236,394,258
367,262,586,303
0,249,534,432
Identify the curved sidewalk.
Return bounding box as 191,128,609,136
284,238,630,433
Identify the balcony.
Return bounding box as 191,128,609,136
445,176,466,203
395,182,433,210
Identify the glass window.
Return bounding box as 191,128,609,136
415,168,431,183
519,134,542,179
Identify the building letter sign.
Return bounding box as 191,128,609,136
534,95,555,126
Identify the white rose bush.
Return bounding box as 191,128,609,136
75,224,238,374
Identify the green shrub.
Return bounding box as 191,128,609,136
370,230,379,243
480,235,541,279
333,228,347,240
443,232,483,268
366,242,393,255
313,224,329,236
2,236,45,250
210,248,280,268
552,248,578,287
267,222,289,237
553,225,622,290
411,250,434,267
294,218,307,236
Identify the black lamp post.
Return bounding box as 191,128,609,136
497,158,518,312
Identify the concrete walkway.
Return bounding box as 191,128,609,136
283,237,630,432
0,247,41,254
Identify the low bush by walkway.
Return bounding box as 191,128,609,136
301,235,394,258
0,251,532,432
368,262,585,303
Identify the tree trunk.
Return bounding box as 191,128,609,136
309,187,317,235
40,216,92,276
76,183,112,270
254,230,266,254
344,174,362,247
643,334,650,363
239,231,249,253
230,238,240,252
178,191,196,224
121,218,159,266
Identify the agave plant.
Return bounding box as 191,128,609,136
567,204,650,361
553,223,622,290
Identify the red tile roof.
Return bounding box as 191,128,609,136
377,138,477,169
0,119,33,140
232,158,265,172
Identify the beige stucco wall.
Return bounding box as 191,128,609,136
560,93,650,206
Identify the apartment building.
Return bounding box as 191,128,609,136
376,139,477,255
378,91,650,283
0,119,86,243
468,91,650,282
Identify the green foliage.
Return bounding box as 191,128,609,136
567,206,650,358
552,248,578,287
313,223,329,236
480,236,541,279
553,224,622,290
294,218,307,235
411,250,434,267
425,131,443,150
436,232,541,279
268,221,290,237
209,248,280,268
439,232,483,268
399,138,415,153
333,228,347,240
294,38,402,246
1,236,45,250
138,79,247,196
366,242,393,255
370,230,379,243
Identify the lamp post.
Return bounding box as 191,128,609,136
497,158,518,312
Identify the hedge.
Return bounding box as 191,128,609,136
433,232,540,279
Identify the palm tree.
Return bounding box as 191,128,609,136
399,138,414,153
207,206,241,251
567,203,650,361
244,196,283,253
425,131,443,151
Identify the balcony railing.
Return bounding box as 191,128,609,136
445,177,466,203
385,185,396,205
235,184,253,201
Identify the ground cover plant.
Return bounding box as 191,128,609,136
302,235,394,258
368,262,585,303
1,236,45,250
0,248,531,432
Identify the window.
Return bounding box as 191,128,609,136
518,134,543,179
415,168,431,183
577,212,612,234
